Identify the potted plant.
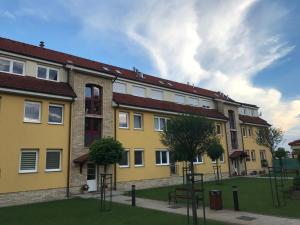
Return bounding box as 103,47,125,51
80,184,89,193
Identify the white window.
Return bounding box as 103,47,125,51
46,150,61,171
24,101,41,123
19,150,38,173
248,127,252,137
132,86,146,97
0,57,24,75
188,97,198,106
156,150,170,165
251,150,256,161
151,89,163,100
202,99,211,109
134,149,144,167
133,113,143,129
48,104,64,124
37,66,59,81
212,153,224,163
113,82,127,94
194,154,204,164
119,150,130,167
242,127,247,137
216,124,222,135
119,112,129,128
154,116,168,131
174,94,185,104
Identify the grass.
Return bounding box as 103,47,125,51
0,198,233,225
130,177,300,218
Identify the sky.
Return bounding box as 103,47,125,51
1,0,299,149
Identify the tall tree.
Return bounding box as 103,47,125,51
256,127,283,166
207,141,224,183
161,115,217,225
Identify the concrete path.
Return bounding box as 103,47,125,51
79,192,300,225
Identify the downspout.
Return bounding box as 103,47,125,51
224,122,232,177
66,67,73,198
240,125,247,175
112,75,119,190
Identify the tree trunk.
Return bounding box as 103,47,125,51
190,160,198,225
216,159,220,184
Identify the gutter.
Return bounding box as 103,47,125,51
240,126,247,175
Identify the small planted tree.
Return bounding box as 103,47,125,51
275,147,287,171
207,141,224,184
161,114,217,225
256,127,283,166
90,137,124,174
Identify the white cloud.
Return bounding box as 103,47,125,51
64,0,299,147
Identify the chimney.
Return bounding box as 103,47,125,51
39,41,45,48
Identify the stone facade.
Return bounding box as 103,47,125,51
0,188,67,207
68,70,114,194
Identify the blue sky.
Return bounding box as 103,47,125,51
1,0,299,146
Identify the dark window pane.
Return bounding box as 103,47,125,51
84,118,101,147
134,114,142,129
37,67,47,79
156,151,160,164
161,152,167,164
46,151,61,170
12,61,23,74
49,69,58,81
85,85,102,115
119,151,129,166
87,163,96,180
134,151,143,165
49,105,63,124
0,59,10,72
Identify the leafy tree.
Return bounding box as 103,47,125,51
256,127,283,166
207,141,224,183
161,114,217,225
89,137,124,174
275,147,287,169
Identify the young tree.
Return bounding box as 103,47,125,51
275,147,287,170
89,137,124,174
256,127,283,166
207,141,224,183
161,114,217,225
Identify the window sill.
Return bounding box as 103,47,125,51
155,164,170,166
19,170,38,174
193,162,204,165
48,122,63,125
133,128,143,131
119,165,130,168
0,70,25,76
23,120,41,124
119,127,130,129
45,169,62,172
134,165,144,168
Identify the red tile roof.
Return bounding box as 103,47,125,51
113,93,228,120
239,115,270,126
73,153,89,164
288,139,300,146
229,151,247,158
0,72,76,99
0,37,238,102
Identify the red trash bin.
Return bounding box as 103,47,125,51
209,190,223,210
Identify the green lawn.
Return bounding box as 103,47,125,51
0,198,232,225
131,177,300,218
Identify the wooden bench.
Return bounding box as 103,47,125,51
168,187,204,208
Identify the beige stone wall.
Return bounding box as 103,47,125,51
68,70,113,194
0,188,67,207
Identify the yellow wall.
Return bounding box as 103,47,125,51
242,125,272,171
0,93,71,193
115,108,229,182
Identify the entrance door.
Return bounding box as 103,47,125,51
87,163,97,192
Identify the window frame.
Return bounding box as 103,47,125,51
133,113,143,130
24,101,42,123
242,127,247,137
36,65,59,82
45,149,62,172
248,127,252,137
48,104,64,125
174,94,185,104
119,112,129,129
188,97,198,106
212,153,225,163
245,150,251,161
134,149,144,167
132,85,146,97
216,124,222,135
251,150,256,161
155,150,170,166
151,89,164,100
194,154,204,164
154,116,168,131
0,56,25,76
19,149,38,173
119,150,130,168
113,82,127,94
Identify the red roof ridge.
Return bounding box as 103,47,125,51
288,139,300,146
239,114,270,126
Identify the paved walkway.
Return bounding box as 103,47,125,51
80,192,300,225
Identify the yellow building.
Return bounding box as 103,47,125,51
0,37,273,204
0,71,75,206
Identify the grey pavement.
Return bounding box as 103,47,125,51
79,192,300,225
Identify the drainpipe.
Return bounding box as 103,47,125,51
240,125,247,175
113,107,117,190
224,122,232,177
66,67,74,198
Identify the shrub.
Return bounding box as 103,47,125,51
293,176,300,191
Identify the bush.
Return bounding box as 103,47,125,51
293,176,300,191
